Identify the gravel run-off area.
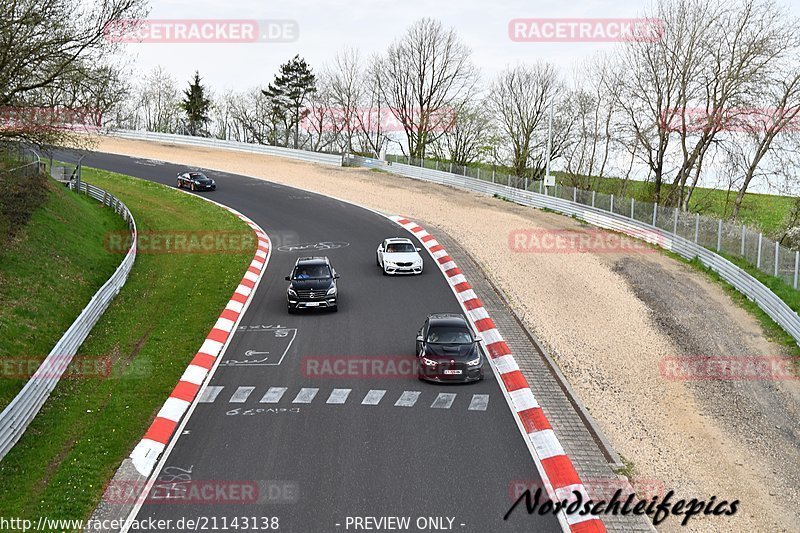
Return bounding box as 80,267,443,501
86,137,800,532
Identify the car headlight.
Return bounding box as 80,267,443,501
326,286,336,295
421,357,438,367
413,258,423,265
288,288,297,297
467,357,481,366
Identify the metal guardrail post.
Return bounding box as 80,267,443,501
775,242,779,277
591,191,596,207
741,225,746,256
652,203,657,226
694,213,700,243
795,251,799,289
756,233,762,267
573,188,577,202
610,194,614,213
673,208,678,234
717,220,723,252
630,198,635,218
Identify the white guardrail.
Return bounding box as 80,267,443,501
111,129,343,166
0,181,137,460
360,157,800,345
107,130,800,346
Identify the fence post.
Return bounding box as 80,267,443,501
539,180,543,194
508,174,511,187
630,198,635,218
555,183,559,197
421,157,424,169
794,251,799,289
610,194,614,213
756,233,762,268
477,168,481,180
673,208,678,234
435,160,438,171
652,203,658,226
694,213,699,243
449,162,453,173
591,191,596,207
774,242,779,277
463,165,467,176
408,155,411,165
492,169,495,183
741,225,746,257
573,188,577,203
716,220,723,252
524,177,528,190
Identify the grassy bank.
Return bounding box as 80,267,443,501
0,177,126,408
0,167,255,525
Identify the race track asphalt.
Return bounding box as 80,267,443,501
58,150,561,533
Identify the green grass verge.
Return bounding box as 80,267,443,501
0,167,255,526
0,179,126,408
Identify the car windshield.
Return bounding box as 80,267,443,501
293,264,331,279
426,326,473,344
190,173,207,180
386,242,415,253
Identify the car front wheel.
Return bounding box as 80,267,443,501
176,179,181,188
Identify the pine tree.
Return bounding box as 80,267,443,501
262,55,317,148
180,71,211,136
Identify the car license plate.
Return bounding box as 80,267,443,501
305,302,320,307
443,370,462,375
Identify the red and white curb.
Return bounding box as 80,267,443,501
129,208,270,477
389,215,606,533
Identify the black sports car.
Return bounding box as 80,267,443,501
176,171,216,191
416,313,484,382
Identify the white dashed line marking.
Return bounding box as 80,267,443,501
230,386,255,403
468,394,490,411
431,393,457,409
395,391,421,407
292,388,319,404
198,386,224,403
260,387,288,403
327,389,352,404
361,390,386,405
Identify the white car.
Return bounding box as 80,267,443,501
376,238,424,275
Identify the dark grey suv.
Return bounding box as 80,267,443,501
286,257,339,313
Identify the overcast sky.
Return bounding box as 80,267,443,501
119,0,700,90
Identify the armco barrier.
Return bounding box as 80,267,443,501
107,131,800,347
0,181,137,461
377,160,800,345
110,129,343,166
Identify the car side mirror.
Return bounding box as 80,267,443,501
285,275,291,281
378,245,383,251
416,334,424,342
416,247,422,252
474,334,484,343
334,274,340,279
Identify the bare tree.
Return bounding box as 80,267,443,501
488,62,567,179
137,67,182,134
0,0,148,144
561,56,616,189
378,18,477,159
432,97,494,167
